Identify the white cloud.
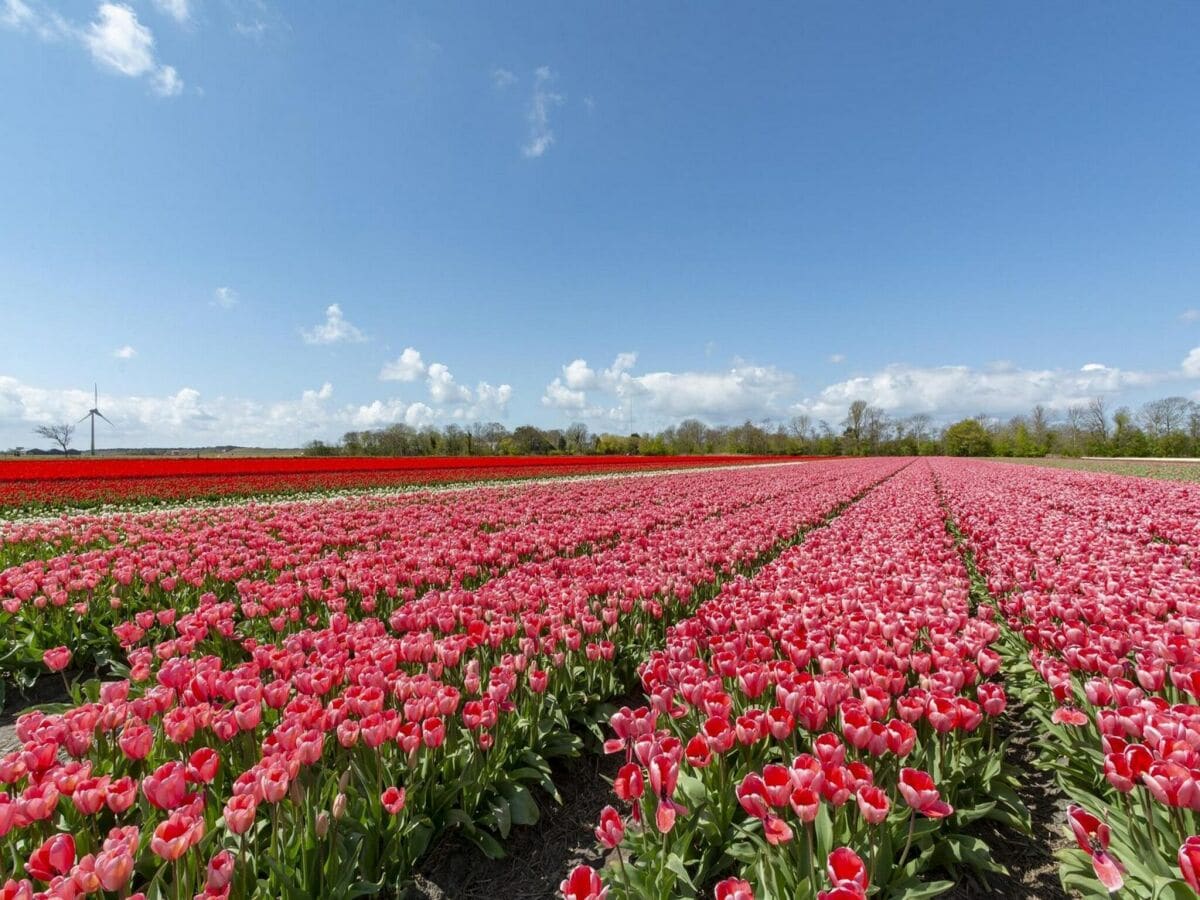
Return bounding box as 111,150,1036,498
404,402,435,428
85,3,153,75
542,378,587,411
380,348,512,419
1,0,71,39
828,353,846,364
379,347,426,382
301,303,367,345
542,352,792,423
426,362,473,404
562,358,596,390
83,3,183,96
799,360,1167,420
1181,309,1200,324
491,67,516,89
522,66,564,159
1183,347,1200,378
113,345,136,360
151,63,182,96
151,0,189,24
213,286,238,309
1,0,34,29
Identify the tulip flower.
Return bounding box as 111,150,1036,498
898,768,953,818
42,647,71,672
25,834,75,882
594,806,624,849
714,878,754,900
1067,805,1124,892
559,865,608,900
381,786,406,815
1179,836,1200,893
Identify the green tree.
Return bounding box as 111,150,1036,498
943,419,994,456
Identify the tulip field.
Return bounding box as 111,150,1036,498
0,456,793,513
2,458,1200,898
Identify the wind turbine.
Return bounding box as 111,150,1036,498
78,384,114,455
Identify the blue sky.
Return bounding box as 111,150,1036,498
3,1,1200,447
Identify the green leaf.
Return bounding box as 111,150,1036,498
487,796,512,838
664,852,696,891
500,783,539,826
725,842,758,863
462,826,506,859
888,877,956,898
953,800,997,825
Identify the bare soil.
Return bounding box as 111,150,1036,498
408,751,622,900
940,706,1071,899
0,674,71,751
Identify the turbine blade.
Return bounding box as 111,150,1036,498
97,412,115,427
77,413,91,424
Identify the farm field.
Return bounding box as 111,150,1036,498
1007,457,1200,484
0,455,801,514
1,458,1198,899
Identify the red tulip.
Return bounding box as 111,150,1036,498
559,864,608,900
826,847,868,891
151,812,204,862
856,785,890,825
898,768,953,819
713,877,754,900
42,647,71,672
24,834,75,882
381,786,406,815
1179,835,1200,893
594,805,624,849
1067,805,1124,892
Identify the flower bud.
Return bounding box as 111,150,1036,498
332,793,347,820
315,811,330,838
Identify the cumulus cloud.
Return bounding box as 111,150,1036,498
379,347,426,382
84,3,183,96
213,286,238,309
1183,347,1200,378
0,373,507,448
426,362,472,404
542,352,793,424
113,345,136,360
522,66,564,158
491,67,516,89
797,360,1168,420
828,353,846,364
301,304,367,345
379,348,512,419
1182,309,1200,324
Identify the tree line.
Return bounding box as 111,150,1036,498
301,395,1200,459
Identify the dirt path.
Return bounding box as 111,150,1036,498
941,704,1071,899
409,751,621,900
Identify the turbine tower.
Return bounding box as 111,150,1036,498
78,384,114,455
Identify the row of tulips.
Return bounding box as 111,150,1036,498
570,461,1027,900
0,465,814,701
0,457,787,514
934,459,1200,897
0,460,903,898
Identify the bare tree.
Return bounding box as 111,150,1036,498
1066,405,1086,454
1030,405,1051,447
1086,397,1109,440
788,414,812,441
1138,396,1193,438
905,413,933,445
843,400,870,445
35,423,75,454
